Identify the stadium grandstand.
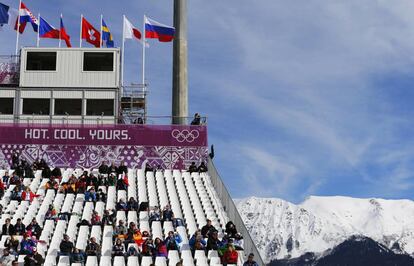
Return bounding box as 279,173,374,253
0,1,264,265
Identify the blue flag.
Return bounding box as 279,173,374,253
101,18,114,48
0,3,10,26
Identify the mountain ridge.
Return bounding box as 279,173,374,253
236,196,414,263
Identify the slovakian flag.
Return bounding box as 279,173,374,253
39,17,60,39
60,16,71,47
101,18,114,48
144,16,175,42
123,16,141,41
16,2,38,33
81,16,100,47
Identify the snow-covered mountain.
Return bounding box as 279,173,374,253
236,196,414,263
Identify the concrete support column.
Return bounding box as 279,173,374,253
172,0,188,125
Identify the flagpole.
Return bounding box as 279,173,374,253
142,15,146,93
36,13,40,47
59,14,62,48
15,0,22,60
79,14,83,47
100,14,103,48
121,15,125,87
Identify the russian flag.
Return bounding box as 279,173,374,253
16,2,38,33
145,16,175,42
39,17,60,39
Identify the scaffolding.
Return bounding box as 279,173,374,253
120,83,147,124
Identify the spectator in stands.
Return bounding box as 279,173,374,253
9,173,21,186
96,188,106,202
127,197,138,211
41,166,51,180
85,237,101,259
201,219,216,238
75,175,87,193
99,161,109,174
59,234,74,257
86,173,99,189
234,233,244,250
1,218,15,237
106,173,117,186
124,222,142,249
207,231,223,251
116,198,128,211
198,162,208,173
20,234,36,255
14,218,26,236
0,248,15,265
165,231,182,251
162,204,175,223
225,221,238,238
4,236,19,253
12,152,19,169
51,167,62,178
26,219,42,239
0,178,5,199
2,171,9,185
149,207,161,226
102,209,116,226
76,219,91,228
154,237,168,258
189,230,206,252
191,113,201,125
10,186,21,202
222,244,238,266
91,211,101,226
112,238,126,257
188,162,198,173
71,248,85,265
243,253,259,266
21,187,40,202
116,175,129,190
114,220,127,239
45,205,58,221
117,161,128,175
23,247,44,266
45,178,58,192
109,163,117,174
85,187,97,202
142,238,156,257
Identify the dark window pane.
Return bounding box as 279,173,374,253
23,99,50,115
83,52,114,71
86,99,114,116
55,99,82,115
26,52,57,71
0,98,14,115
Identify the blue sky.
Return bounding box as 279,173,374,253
2,0,414,203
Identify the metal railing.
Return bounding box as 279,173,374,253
0,115,207,126
0,55,20,86
207,158,265,265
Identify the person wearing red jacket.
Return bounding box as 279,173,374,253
222,244,238,265
21,187,40,202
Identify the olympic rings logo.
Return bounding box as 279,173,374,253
171,129,200,143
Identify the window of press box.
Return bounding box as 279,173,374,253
54,99,82,115
22,99,50,115
86,99,114,116
83,52,114,71
26,52,57,71
0,98,14,115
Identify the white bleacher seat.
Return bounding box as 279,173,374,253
155,256,167,266
181,250,195,266
151,221,163,239
44,255,57,266
127,256,140,266
168,250,180,266
100,256,112,266
58,255,70,265
114,256,126,266
209,257,221,265
86,256,98,266
141,256,153,266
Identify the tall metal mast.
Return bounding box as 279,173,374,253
172,0,188,125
